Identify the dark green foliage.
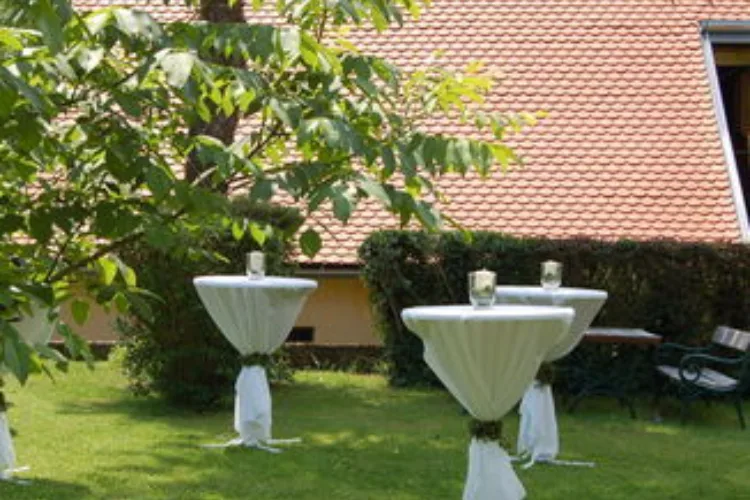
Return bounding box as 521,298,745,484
359,231,750,388
118,200,302,409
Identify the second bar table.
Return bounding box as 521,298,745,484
495,286,607,466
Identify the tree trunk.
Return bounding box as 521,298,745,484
186,0,247,192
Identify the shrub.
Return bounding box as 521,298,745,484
118,200,302,409
359,231,750,388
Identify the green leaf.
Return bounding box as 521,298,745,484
34,343,68,363
332,191,353,222
0,28,24,51
118,261,137,287
231,220,245,240
146,165,173,200
114,8,163,42
97,256,118,286
0,66,47,113
32,0,64,54
299,32,320,68
361,178,391,208
300,229,322,258
2,323,31,384
249,222,267,246
124,291,154,323
278,28,301,61
159,51,195,88
250,178,274,201
56,323,94,368
29,211,53,243
71,299,90,325
113,292,130,314
85,9,113,34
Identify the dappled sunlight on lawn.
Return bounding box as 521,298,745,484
1,362,749,499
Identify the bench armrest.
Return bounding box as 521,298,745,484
677,353,744,385
655,343,710,366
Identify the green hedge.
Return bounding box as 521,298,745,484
359,231,750,388
118,200,302,409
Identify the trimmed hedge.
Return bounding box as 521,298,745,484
359,231,750,388
118,200,302,409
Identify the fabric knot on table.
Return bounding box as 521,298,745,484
469,419,509,448
535,363,557,385
240,353,273,368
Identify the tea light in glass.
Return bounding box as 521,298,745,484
540,260,562,290
469,269,496,308
246,251,265,280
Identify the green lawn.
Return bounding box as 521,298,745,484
1,361,749,499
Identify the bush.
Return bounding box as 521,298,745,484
359,231,750,388
118,200,302,409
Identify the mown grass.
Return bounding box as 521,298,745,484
1,361,749,499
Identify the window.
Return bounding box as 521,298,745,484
715,48,750,205
286,326,314,343
703,23,750,238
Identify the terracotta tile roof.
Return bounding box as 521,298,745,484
74,0,750,265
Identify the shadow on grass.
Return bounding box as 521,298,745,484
0,478,91,500
54,374,457,424
85,427,467,499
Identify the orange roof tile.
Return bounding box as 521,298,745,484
74,0,750,265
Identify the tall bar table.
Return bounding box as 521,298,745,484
2,301,57,480
402,305,573,500
194,276,316,451
495,286,607,466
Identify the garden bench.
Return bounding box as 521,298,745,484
654,326,750,429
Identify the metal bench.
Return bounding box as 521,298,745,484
654,326,750,429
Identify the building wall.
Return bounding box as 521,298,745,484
61,274,382,346
60,299,121,342
295,275,380,345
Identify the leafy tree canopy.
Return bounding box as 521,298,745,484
0,0,539,383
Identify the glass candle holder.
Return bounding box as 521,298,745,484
469,269,496,308
246,251,265,280
540,260,562,290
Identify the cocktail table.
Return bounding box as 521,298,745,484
401,304,573,500
194,275,317,451
495,286,607,466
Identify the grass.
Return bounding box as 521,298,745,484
1,361,750,499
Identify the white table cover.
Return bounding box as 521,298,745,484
194,276,317,447
0,412,14,479
495,286,607,465
402,305,574,500
0,300,56,479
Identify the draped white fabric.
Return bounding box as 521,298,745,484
401,305,573,500
496,287,607,465
193,276,317,356
194,276,317,447
234,365,272,444
0,412,15,479
465,439,524,500
495,287,607,362
517,383,558,463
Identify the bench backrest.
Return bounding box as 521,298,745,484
712,326,750,352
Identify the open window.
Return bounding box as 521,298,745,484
703,22,750,237
715,47,750,203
